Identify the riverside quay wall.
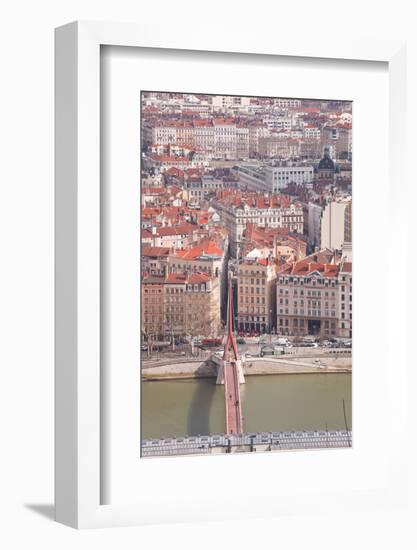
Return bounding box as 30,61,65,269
141,351,351,381
142,430,352,457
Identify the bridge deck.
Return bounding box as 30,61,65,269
224,360,243,434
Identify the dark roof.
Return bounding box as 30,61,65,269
318,156,335,171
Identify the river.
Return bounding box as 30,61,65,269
141,373,352,440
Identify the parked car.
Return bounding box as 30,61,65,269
276,337,290,347
297,342,318,348
260,345,284,357
200,338,223,348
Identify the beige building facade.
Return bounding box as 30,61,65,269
338,260,352,338
237,259,276,333
142,272,221,341
212,193,304,256
320,198,351,251
276,256,340,337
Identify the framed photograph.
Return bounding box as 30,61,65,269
55,21,407,528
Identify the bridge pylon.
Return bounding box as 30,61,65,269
217,272,244,435
216,271,245,385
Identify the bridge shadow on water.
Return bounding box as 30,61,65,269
187,369,217,436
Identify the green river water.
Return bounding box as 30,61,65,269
141,373,352,440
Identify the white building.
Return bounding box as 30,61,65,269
236,163,314,193
235,164,268,193
212,193,303,256
304,125,321,139
264,165,314,191
273,98,302,109
320,199,351,250
236,126,250,158
150,124,177,145
264,116,293,131
211,95,250,112
248,125,270,156
308,202,323,249
338,259,352,338
213,119,237,159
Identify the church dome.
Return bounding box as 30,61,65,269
318,148,335,171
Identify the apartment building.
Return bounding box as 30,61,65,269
338,259,352,338
211,95,251,112
303,125,321,139
273,98,302,109
145,118,251,160
142,272,221,340
236,163,314,193
307,202,324,250
141,279,165,338
168,237,229,321
258,135,300,158
341,200,352,261
237,258,277,333
248,124,270,156
336,125,352,158
236,126,250,158
212,191,304,256
235,164,268,193
183,176,227,201
264,116,293,131
321,125,352,159
264,164,314,191
141,246,171,276
149,122,178,145
299,138,322,159
212,118,237,159
321,198,351,251
141,222,198,249
276,253,341,337
243,224,307,262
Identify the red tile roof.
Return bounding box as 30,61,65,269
165,167,185,178
215,190,295,210
166,273,187,284
174,241,223,260
141,207,161,217
279,259,339,278
142,246,171,257
142,187,165,195
188,272,211,284
154,223,196,237
164,271,212,284
151,155,189,163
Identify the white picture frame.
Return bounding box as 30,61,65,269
55,20,407,529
